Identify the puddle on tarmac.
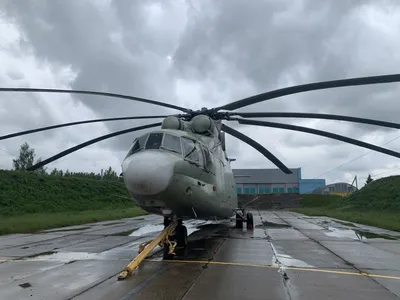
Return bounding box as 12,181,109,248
24,220,227,262
110,220,219,237
334,221,356,227
101,222,125,226
129,224,165,236
257,221,291,228
44,226,92,233
324,226,398,240
111,229,139,236
25,251,58,258
23,251,104,262
270,243,313,268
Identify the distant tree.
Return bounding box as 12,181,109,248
365,174,373,185
12,142,35,170
50,168,63,176
34,158,47,175
12,142,46,173
103,166,118,180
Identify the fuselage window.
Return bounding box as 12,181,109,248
145,133,163,150
162,134,182,155
182,138,200,163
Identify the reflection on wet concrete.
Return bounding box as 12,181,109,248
324,226,398,240
1,212,400,299
47,226,92,232
270,242,314,268
257,221,292,228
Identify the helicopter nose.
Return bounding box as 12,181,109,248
123,151,175,195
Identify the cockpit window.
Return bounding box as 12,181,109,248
182,138,200,163
126,133,203,163
138,133,149,149
162,133,182,155
145,133,163,149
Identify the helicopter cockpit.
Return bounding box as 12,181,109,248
125,132,210,167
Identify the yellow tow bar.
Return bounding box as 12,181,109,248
118,221,177,280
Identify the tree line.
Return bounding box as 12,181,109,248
11,142,121,181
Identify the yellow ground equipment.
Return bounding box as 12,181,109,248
118,221,177,280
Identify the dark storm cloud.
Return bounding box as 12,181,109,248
0,0,186,151
172,0,400,131
1,0,400,183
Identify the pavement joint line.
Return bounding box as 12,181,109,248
147,259,400,281
2,257,400,281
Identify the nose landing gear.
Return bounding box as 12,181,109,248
163,217,188,259
117,216,188,280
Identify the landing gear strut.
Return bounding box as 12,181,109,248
235,210,254,230
118,216,187,280
163,220,188,259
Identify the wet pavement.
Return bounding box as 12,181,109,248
0,211,400,299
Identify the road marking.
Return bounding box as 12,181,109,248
2,257,400,281
147,259,400,281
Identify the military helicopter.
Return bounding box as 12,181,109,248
2,73,400,278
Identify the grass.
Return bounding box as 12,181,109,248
292,176,400,231
0,170,148,235
0,207,146,235
0,170,136,215
292,207,400,231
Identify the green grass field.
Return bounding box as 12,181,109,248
0,207,146,235
293,176,400,231
2,170,400,234
0,170,147,235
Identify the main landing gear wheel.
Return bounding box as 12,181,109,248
246,212,254,230
235,213,243,228
175,225,188,257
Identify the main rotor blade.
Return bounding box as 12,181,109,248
0,88,192,113
26,122,161,171
231,118,400,160
221,124,292,174
0,115,173,141
230,112,400,130
215,74,400,111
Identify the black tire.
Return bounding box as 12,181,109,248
163,225,187,259
236,213,243,228
163,244,174,260
246,212,254,230
164,217,170,227
175,225,188,257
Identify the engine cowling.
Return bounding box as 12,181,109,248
191,115,213,134
161,116,184,130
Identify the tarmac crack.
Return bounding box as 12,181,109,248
180,227,232,300
264,211,293,300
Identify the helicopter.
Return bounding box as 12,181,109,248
2,73,400,272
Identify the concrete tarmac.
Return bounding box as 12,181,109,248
0,210,400,299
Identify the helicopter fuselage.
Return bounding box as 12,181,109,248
121,120,238,220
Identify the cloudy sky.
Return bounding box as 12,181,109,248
1,0,400,186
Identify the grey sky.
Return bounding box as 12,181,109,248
1,0,400,185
